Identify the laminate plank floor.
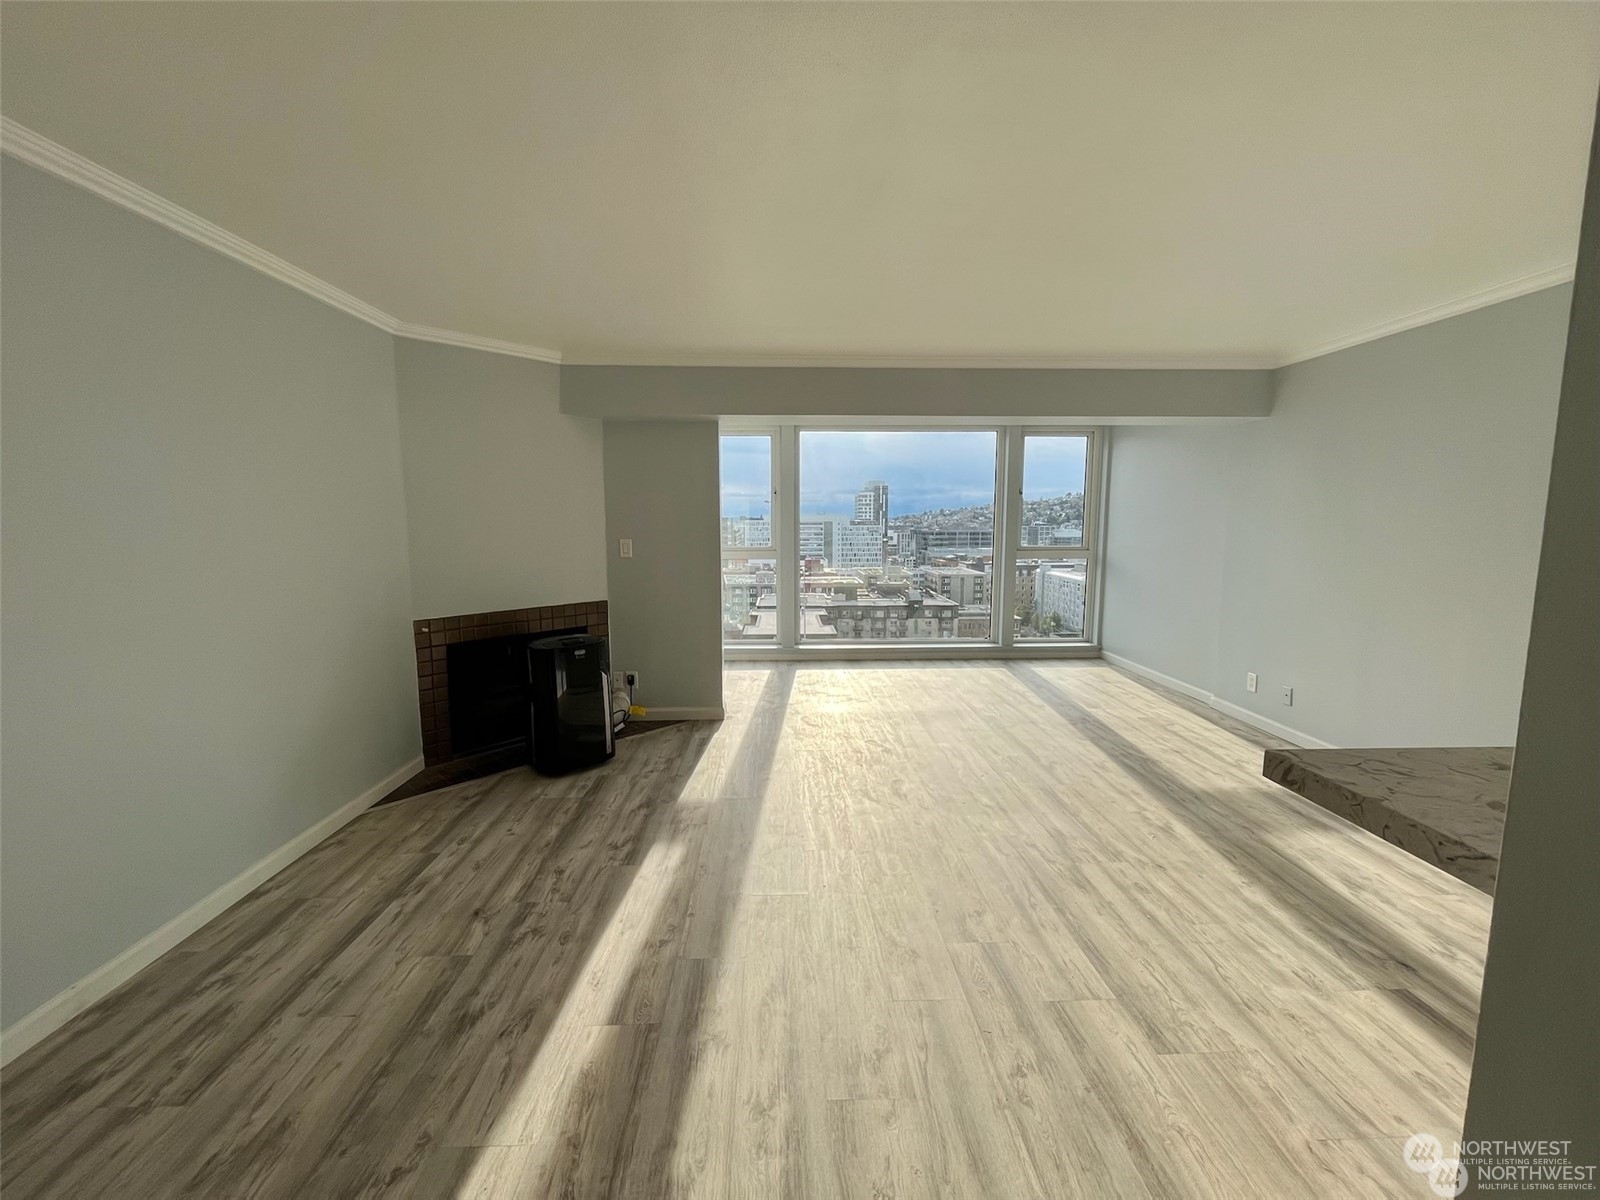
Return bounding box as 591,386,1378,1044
1,662,1493,1198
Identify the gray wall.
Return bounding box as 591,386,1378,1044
393,340,607,618
1099,424,1232,690
1463,103,1598,1189
1103,284,1570,745
0,161,421,1025
562,364,1272,421
602,421,723,715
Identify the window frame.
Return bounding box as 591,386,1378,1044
795,424,1004,647
720,421,1106,658
718,429,779,556
718,427,781,644
1005,428,1105,646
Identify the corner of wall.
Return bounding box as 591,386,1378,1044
601,419,724,714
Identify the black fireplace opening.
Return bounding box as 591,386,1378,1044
447,626,584,756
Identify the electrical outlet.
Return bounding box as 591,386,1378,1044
1246,672,1258,693
619,538,633,558
624,671,639,690
1280,685,1294,707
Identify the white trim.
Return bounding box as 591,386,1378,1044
722,422,1104,656
1101,651,1334,749
720,415,1263,428
486,266,1580,370
563,350,1277,370
0,117,395,332
2,117,1573,375
392,323,562,364
1275,264,1577,367
0,754,424,1068
634,706,725,721
0,118,563,364
1207,697,1335,751
994,428,1024,648
1088,432,1112,646
1100,650,1216,704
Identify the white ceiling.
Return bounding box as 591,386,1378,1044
3,2,1598,366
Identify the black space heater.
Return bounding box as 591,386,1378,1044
527,634,615,776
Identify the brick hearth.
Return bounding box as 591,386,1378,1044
413,600,608,765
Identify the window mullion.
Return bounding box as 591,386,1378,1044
1087,429,1108,644
776,425,800,649
997,427,1025,648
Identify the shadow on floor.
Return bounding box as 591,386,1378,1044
0,669,794,1197
374,720,686,807
420,666,797,1196
1009,662,1484,1049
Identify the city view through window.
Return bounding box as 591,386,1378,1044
720,430,1092,645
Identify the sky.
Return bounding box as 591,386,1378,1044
720,431,1086,520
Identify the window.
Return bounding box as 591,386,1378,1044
1012,432,1096,641
797,430,998,643
719,424,1103,652
720,433,776,643
1018,434,1088,549
719,434,773,542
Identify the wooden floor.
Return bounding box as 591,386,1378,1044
1,662,1493,1198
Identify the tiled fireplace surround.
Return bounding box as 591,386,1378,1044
413,599,608,766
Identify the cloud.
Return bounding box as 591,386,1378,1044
720,430,1086,519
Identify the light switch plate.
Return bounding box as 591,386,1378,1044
1246,672,1258,693
619,538,633,558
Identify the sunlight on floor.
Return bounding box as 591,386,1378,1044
457,833,692,1192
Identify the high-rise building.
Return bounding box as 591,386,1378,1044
854,480,889,530
899,526,993,566
721,515,772,547
799,518,834,560
925,528,993,555
1013,560,1042,621
833,522,885,569
1036,564,1087,637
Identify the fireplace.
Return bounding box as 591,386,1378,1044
446,629,583,756
413,601,607,766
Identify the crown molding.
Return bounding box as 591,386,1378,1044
391,322,561,364
0,116,565,364
1,116,400,333
3,116,1577,376
558,351,1276,370
1274,263,1577,368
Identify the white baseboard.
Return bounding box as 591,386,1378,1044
637,706,725,721
0,753,424,1067
1206,698,1334,750
1099,651,1333,750
1099,651,1216,705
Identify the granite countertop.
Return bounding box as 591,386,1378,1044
1262,746,1512,895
